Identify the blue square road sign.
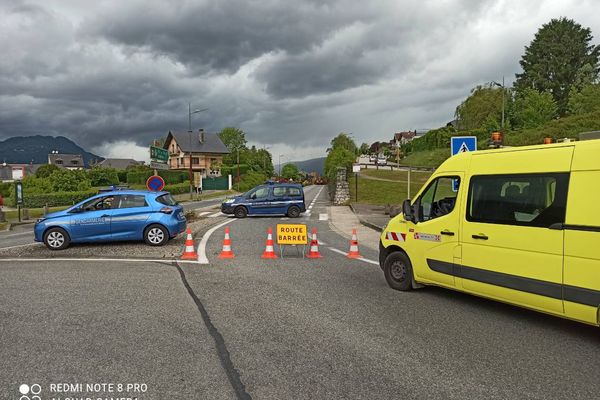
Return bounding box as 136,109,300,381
451,136,477,156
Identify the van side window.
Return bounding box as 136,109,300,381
467,173,569,227
288,187,301,197
417,176,459,222
273,187,286,197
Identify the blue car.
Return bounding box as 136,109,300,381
34,190,187,250
221,181,306,218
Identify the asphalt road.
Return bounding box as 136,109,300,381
1,185,600,399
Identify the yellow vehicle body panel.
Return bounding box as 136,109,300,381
380,139,600,325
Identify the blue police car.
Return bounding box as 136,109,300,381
34,190,186,250
221,181,306,218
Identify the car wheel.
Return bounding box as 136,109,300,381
234,206,247,218
43,227,70,250
287,206,301,218
144,224,169,246
384,251,413,291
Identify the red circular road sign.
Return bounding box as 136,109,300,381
146,175,165,192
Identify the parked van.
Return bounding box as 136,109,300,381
379,139,600,325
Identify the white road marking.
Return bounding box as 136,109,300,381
208,212,224,218
0,257,201,264
198,211,212,216
319,213,328,221
327,247,379,265
197,219,234,264
0,231,34,238
0,243,39,250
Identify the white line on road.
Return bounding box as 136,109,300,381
319,213,328,221
0,257,201,264
327,247,379,265
198,211,212,216
197,219,234,264
208,212,224,218
0,243,39,250
0,231,33,238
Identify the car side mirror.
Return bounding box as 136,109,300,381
402,199,416,223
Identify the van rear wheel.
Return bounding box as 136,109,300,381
384,252,413,291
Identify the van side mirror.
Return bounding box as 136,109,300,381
402,199,416,223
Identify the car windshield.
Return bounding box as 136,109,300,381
156,193,178,206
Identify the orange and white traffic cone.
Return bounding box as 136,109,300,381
306,228,322,259
218,227,235,259
347,228,362,259
181,228,198,260
261,227,278,259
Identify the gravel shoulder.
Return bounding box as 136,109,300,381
0,212,229,260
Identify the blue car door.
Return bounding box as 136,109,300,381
271,186,289,214
111,194,152,240
69,195,116,241
247,186,271,214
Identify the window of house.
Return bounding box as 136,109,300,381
467,173,569,227
192,157,200,165
55,159,63,165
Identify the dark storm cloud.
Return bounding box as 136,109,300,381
84,0,378,73
1,0,598,160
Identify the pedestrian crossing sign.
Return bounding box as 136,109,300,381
451,136,477,156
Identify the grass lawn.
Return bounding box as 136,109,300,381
360,169,433,182
349,173,431,205
399,148,449,168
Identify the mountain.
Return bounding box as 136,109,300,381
276,157,326,175
0,135,103,166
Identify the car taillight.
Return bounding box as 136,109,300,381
160,207,173,214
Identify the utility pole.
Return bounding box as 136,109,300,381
187,104,208,200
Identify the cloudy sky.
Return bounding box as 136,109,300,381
1,0,599,162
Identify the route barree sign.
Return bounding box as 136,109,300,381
276,224,308,245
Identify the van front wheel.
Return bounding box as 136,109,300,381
384,252,413,291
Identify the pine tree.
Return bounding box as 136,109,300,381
515,18,600,116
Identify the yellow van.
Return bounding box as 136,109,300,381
379,139,600,325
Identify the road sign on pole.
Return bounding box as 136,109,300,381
146,175,165,192
150,146,169,162
450,136,477,156
450,136,476,192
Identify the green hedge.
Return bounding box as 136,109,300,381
126,170,189,185
14,189,99,208
163,182,189,195
0,182,11,197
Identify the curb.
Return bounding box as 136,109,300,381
349,204,385,232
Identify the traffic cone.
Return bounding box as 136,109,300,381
218,227,235,259
306,228,322,259
347,229,362,259
261,227,278,259
181,228,198,260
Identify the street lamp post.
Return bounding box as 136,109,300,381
188,103,208,200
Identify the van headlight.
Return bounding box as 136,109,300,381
224,198,235,204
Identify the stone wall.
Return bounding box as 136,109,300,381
333,167,350,205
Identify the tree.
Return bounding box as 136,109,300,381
281,163,300,180
88,167,119,187
512,88,558,129
49,169,90,192
219,127,247,164
35,164,59,178
568,83,600,115
515,18,600,116
330,133,357,154
359,143,370,154
455,84,507,130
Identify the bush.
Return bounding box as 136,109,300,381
89,167,119,186
0,182,11,197
117,170,128,183
221,164,249,176
237,171,267,192
127,170,189,185
12,189,98,208
49,169,91,192
35,164,60,178
164,182,189,195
